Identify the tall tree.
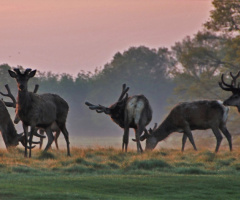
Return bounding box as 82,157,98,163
204,0,240,33
170,31,227,101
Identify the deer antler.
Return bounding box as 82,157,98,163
13,68,21,75
230,71,240,87
0,84,16,108
138,123,158,141
219,72,240,93
24,68,32,75
117,84,129,102
0,84,40,108
33,84,39,93
85,102,111,114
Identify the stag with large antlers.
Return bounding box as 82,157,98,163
219,71,240,111
8,68,70,157
85,84,152,153
140,100,231,152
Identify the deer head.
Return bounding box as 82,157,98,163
1,84,39,124
8,68,36,91
219,71,240,111
137,123,158,150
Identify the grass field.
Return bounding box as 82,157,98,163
1,147,240,199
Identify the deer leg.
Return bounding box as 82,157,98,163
184,128,197,151
39,129,44,150
54,130,60,150
135,127,144,153
58,124,70,156
122,126,129,152
211,127,223,152
23,124,28,158
29,126,38,158
44,127,54,152
219,125,232,151
182,133,187,152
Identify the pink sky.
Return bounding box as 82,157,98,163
0,0,213,76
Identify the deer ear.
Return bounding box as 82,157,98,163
8,70,17,78
28,70,37,78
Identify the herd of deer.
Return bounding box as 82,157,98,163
0,68,239,158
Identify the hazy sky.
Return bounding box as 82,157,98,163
0,0,213,76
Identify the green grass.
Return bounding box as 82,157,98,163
0,173,240,200
1,147,240,199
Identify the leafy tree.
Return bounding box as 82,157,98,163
204,0,240,33
170,31,228,101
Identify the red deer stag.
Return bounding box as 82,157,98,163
1,84,60,150
8,68,70,157
85,84,152,153
140,100,231,152
219,71,240,111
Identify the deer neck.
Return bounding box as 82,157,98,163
153,116,175,141
17,89,31,113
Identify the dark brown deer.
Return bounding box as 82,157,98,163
85,84,152,153
1,84,61,150
8,68,70,157
140,100,231,152
219,71,240,111
0,98,27,149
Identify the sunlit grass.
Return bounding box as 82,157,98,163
1,147,240,199
0,146,240,175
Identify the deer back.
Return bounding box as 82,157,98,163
125,95,152,127
169,100,228,130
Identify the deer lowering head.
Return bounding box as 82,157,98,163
0,84,38,149
0,99,23,149
85,84,152,153
141,100,231,152
219,71,240,111
8,68,70,157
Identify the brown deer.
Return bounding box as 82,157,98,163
219,71,240,111
8,68,70,157
0,98,28,149
85,84,152,153
0,84,38,149
140,100,232,152
1,84,61,150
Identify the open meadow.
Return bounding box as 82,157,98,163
0,147,240,199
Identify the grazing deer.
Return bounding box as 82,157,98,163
85,84,152,153
8,68,70,157
219,71,240,111
140,100,231,152
0,98,27,149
